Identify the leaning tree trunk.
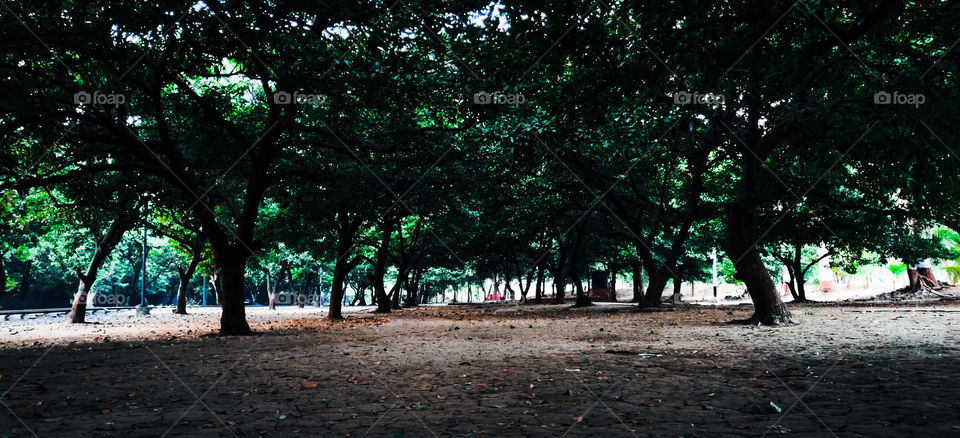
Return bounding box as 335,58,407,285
724,198,792,325
174,256,201,315
724,144,792,325
328,259,350,321
70,210,138,323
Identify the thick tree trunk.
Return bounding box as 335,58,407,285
730,249,791,324
671,277,682,303
552,269,566,305
328,261,348,320
640,268,669,308
909,267,939,290
217,253,252,335
572,271,592,307
724,142,792,324
404,268,421,308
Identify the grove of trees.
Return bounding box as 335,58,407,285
1,0,958,333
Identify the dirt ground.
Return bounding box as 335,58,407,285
1,297,959,437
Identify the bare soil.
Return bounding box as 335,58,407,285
2,297,959,437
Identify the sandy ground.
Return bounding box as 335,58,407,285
1,297,959,437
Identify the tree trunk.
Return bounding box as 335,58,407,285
724,142,792,324
70,210,138,323
174,258,199,315
328,260,349,321
372,228,392,313
217,253,252,335
671,277,682,303
640,268,669,308
0,255,6,307
266,271,278,310
18,260,32,309
632,261,643,303
552,269,566,305
503,276,517,301
572,270,592,307
297,273,313,308
534,266,544,303
609,269,618,302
